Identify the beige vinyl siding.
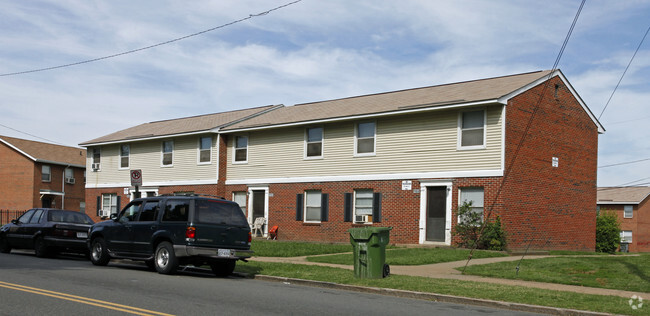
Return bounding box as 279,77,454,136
227,106,503,180
86,135,218,186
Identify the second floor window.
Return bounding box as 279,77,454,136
356,122,375,155
234,136,248,163
460,110,485,148
120,145,130,169
306,127,323,158
199,136,212,163
624,205,633,218
42,165,51,182
162,141,173,166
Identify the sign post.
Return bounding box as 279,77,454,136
130,169,142,198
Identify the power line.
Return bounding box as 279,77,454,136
598,157,650,168
0,122,65,145
0,0,303,77
462,0,586,273
597,24,650,120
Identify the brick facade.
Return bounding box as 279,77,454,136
602,199,650,252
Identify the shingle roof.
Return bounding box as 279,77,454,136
79,104,281,146
222,70,555,131
0,135,86,167
597,187,650,204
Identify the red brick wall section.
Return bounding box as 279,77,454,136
501,76,598,251
605,200,650,253
33,163,85,211
0,143,35,210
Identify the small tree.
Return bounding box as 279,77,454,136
453,201,507,251
595,210,621,253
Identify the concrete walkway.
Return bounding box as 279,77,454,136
250,254,648,299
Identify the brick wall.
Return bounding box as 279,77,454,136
603,199,650,253
0,143,35,210
501,76,598,251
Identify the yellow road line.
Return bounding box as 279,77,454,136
0,281,174,316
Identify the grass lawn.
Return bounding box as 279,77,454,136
235,261,645,315
250,239,352,257
307,247,508,265
460,254,650,293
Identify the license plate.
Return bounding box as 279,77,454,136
76,232,88,239
217,249,231,257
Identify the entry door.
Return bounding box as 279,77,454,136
250,189,267,235
426,187,447,242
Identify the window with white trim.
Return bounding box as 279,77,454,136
42,165,51,182
92,148,101,164
234,136,248,163
162,141,173,166
101,193,118,217
306,127,323,158
120,144,130,169
356,122,375,155
304,190,322,222
199,136,212,163
65,168,74,183
233,192,247,216
624,205,633,218
459,187,484,223
354,189,374,223
459,110,485,148
620,230,633,243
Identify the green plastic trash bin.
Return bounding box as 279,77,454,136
348,227,392,278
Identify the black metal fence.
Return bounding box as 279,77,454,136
0,210,26,226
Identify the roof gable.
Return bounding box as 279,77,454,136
0,135,86,167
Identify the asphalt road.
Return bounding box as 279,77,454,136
0,250,541,315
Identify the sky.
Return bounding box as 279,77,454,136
0,0,648,187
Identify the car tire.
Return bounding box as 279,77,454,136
0,236,11,254
154,241,178,275
34,237,50,258
210,260,236,277
90,237,110,266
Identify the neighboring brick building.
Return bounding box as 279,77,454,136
81,70,604,251
0,135,86,212
597,187,650,252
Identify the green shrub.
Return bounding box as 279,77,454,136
453,201,507,251
595,210,620,253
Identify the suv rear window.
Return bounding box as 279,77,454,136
162,200,190,222
195,200,248,227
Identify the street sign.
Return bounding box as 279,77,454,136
130,169,142,186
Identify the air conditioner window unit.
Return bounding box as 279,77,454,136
91,163,100,171
65,177,75,184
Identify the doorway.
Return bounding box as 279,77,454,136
248,187,268,237
426,187,446,242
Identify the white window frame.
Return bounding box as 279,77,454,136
161,140,174,167
305,127,324,159
620,230,633,243
458,187,485,224
64,168,74,182
354,189,374,224
232,191,248,217
304,190,322,223
354,121,376,157
233,135,248,164
624,205,633,219
92,148,101,164
119,144,130,169
42,165,51,182
101,193,118,217
198,136,212,164
458,109,487,150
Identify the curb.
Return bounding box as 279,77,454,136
253,275,611,316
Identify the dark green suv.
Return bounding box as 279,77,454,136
88,195,253,276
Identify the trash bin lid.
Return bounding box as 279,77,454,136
348,227,392,240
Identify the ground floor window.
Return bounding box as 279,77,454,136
304,190,322,222
620,230,633,243
459,187,484,223
101,193,118,217
233,191,247,216
354,189,374,223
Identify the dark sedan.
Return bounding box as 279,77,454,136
0,208,94,257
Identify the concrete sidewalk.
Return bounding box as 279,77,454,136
250,254,648,299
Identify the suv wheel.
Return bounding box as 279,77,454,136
34,237,50,258
90,238,110,266
0,236,11,253
210,260,236,277
155,241,178,275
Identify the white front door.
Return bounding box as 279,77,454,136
248,186,269,237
